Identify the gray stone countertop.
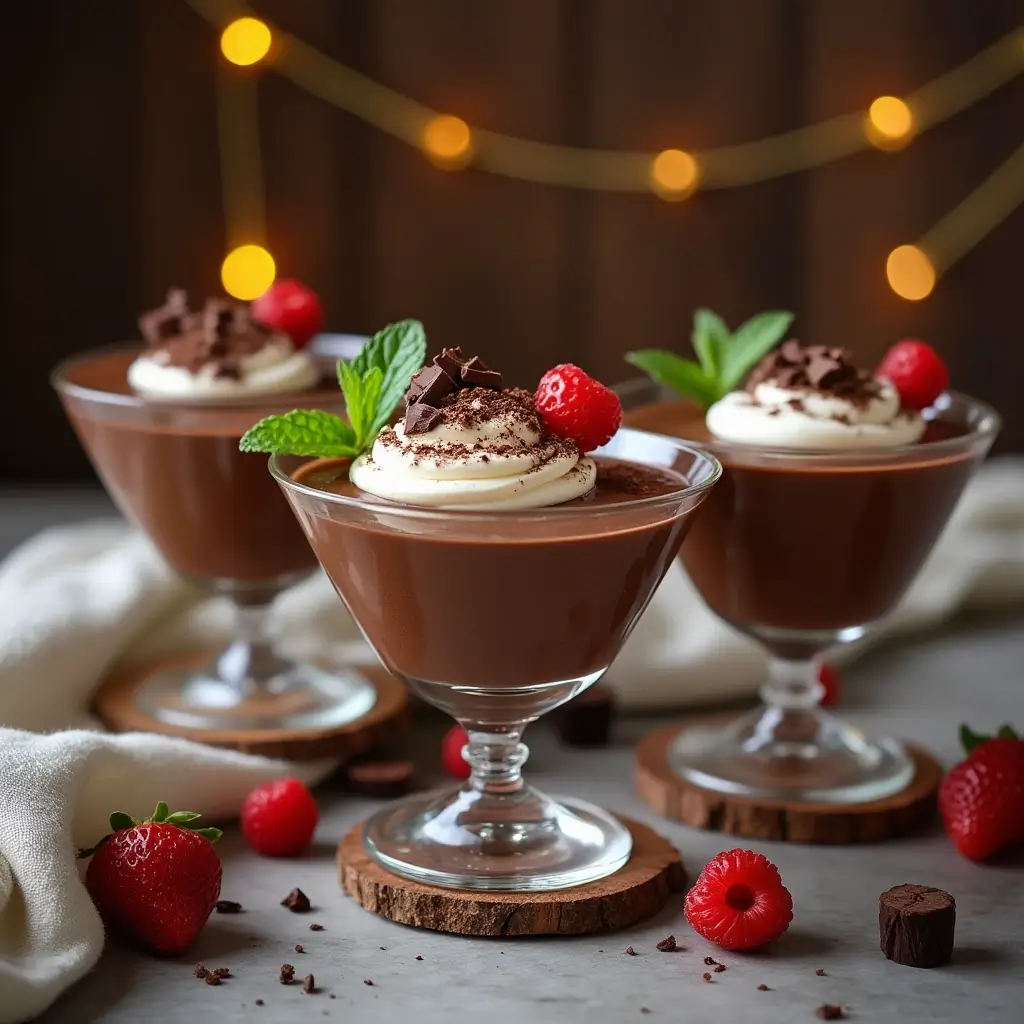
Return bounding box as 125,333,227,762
4,487,1022,1023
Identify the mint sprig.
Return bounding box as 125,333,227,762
625,308,794,411
239,319,427,459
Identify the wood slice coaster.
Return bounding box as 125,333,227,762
635,721,942,844
93,650,408,761
338,816,686,936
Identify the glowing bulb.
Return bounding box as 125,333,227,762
220,17,272,67
650,149,700,200
886,244,935,301
866,96,914,149
421,115,473,168
221,245,276,300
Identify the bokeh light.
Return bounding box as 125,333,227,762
421,115,474,168
866,96,914,149
220,17,272,67
650,149,700,200
221,245,276,300
887,244,935,301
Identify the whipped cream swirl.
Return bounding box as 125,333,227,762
128,290,319,401
706,341,925,450
350,386,596,509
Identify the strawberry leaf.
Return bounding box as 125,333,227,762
151,802,170,823
194,827,224,843
165,811,203,825
960,723,992,754
109,811,136,832
996,723,1019,740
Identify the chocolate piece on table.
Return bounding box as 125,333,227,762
879,883,955,968
433,347,466,381
407,364,456,407
460,356,503,390
215,900,243,914
655,935,677,952
302,974,316,994
404,402,443,436
553,682,615,747
281,887,311,912
815,1006,845,1020
346,759,415,798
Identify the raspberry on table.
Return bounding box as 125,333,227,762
534,364,623,453
684,848,793,951
818,663,841,707
441,725,472,780
241,779,319,858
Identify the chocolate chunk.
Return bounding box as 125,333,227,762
879,883,955,968
202,298,242,342
702,972,713,982
713,964,726,973
815,968,826,976
553,683,616,747
404,402,443,436
139,288,190,346
255,999,264,1006
281,888,311,912
757,984,770,991
624,946,636,955
205,972,221,987
215,900,243,914
640,1009,651,1016
346,760,415,798
815,1006,845,1020
295,944,304,954
280,964,296,984
655,935,677,952
415,955,423,961
433,347,466,381
406,364,456,407
302,974,316,994
460,356,502,390
194,963,208,978
363,978,374,986
213,968,231,979
309,923,325,931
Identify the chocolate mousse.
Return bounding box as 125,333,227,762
55,291,340,584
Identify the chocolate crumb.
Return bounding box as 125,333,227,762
702,972,713,982
281,888,311,912
713,964,726,973
215,900,243,914
255,999,264,1006
279,964,295,985
655,935,677,952
302,974,316,995
213,968,231,979
703,956,719,966
194,963,208,978
363,978,374,986
815,1006,845,1021
294,944,304,954
757,984,771,991
415,955,423,961
624,946,637,956
640,1009,651,1015
329,994,336,999
205,973,221,987
309,923,325,931
815,968,826,976
379,946,387,950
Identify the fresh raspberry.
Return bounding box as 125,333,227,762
534,364,623,453
684,849,793,951
876,340,949,411
251,279,325,348
441,725,471,779
939,724,1024,861
818,663,841,707
84,803,222,955
240,778,319,858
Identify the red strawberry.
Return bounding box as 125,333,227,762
939,724,1024,862
818,663,841,707
442,725,471,780
684,849,793,951
83,803,222,955
241,778,319,858
876,339,949,411
535,364,622,453
251,278,324,348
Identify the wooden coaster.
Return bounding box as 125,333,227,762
635,722,942,844
338,816,686,936
93,650,408,761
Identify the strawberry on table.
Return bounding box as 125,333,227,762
82,803,222,956
876,339,949,411
535,364,623,453
251,278,325,348
939,723,1024,862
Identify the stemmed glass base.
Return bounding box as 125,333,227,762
363,727,632,891
669,654,915,805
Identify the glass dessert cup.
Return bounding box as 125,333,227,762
620,379,1000,805
52,346,377,733
272,428,721,890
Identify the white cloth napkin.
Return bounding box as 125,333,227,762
2,458,1024,1022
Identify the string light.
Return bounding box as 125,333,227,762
221,244,276,300
220,17,272,66
650,149,700,200
421,115,473,168
886,244,935,301
866,96,914,149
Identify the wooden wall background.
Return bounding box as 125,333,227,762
2,0,1022,480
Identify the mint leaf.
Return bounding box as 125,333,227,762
692,308,729,380
719,310,794,392
351,319,427,434
240,409,359,458
337,361,383,451
625,350,719,410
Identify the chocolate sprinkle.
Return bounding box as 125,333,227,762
281,888,311,912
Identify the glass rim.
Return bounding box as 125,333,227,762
617,380,1001,466
269,426,724,522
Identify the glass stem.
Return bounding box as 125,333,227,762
459,723,530,796
759,657,824,711
215,597,290,696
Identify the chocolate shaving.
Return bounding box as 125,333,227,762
281,888,311,912
746,340,881,408
460,355,502,390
